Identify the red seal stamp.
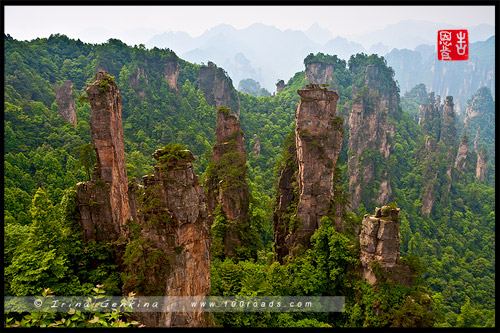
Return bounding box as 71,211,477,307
437,29,469,61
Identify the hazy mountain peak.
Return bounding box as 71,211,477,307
305,22,334,45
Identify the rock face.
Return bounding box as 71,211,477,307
455,135,469,171
417,94,458,215
54,80,77,125
128,147,212,327
348,65,399,210
129,67,149,100
464,87,495,182
440,96,457,146
76,71,212,328
276,79,285,94
275,83,343,258
359,205,400,285
206,108,250,258
476,147,488,181
252,133,261,157
198,61,240,115
76,72,131,241
164,58,179,91
273,134,298,263
418,93,441,139
305,62,334,85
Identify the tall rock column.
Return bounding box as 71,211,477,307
292,83,343,250
455,134,469,171
359,205,400,285
76,71,131,241
206,107,252,258
347,63,399,210
164,58,180,92
125,146,212,327
476,147,488,181
54,80,77,126
198,61,240,116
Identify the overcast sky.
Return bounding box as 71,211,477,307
4,5,495,46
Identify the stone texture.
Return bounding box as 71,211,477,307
455,135,469,171
164,58,179,91
252,134,261,157
476,148,488,181
440,96,457,146
129,148,213,327
207,108,249,258
416,93,460,215
359,205,400,285
305,62,334,85
347,65,398,210
198,61,240,115
276,79,285,94
291,83,343,250
76,71,130,241
54,80,77,125
273,134,298,263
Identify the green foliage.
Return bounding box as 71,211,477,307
74,142,96,181
121,237,172,295
4,286,143,328
3,34,495,328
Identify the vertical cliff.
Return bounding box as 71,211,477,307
417,94,458,215
274,84,343,261
455,134,469,171
124,145,212,327
273,133,299,263
305,62,334,85
76,71,131,241
359,205,401,285
476,146,488,181
164,58,180,91
276,79,285,94
252,133,261,157
198,61,240,115
206,107,255,259
294,83,343,247
347,62,399,210
54,80,77,126
464,86,495,183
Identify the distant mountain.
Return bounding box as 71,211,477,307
385,36,495,114
351,19,495,50
304,23,334,45
322,37,366,61
147,21,494,100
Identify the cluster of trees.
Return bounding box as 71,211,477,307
3,35,495,328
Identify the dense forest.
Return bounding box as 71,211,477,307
3,34,495,328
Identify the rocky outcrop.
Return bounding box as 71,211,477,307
476,147,488,181
348,64,399,210
281,83,343,254
305,62,334,85
198,61,240,115
76,71,131,241
252,133,261,157
54,80,77,126
455,135,469,171
129,67,148,100
273,133,298,263
276,79,285,94
126,146,212,327
206,108,250,258
464,87,495,181
418,93,441,139
359,205,400,285
440,96,457,146
164,58,179,91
